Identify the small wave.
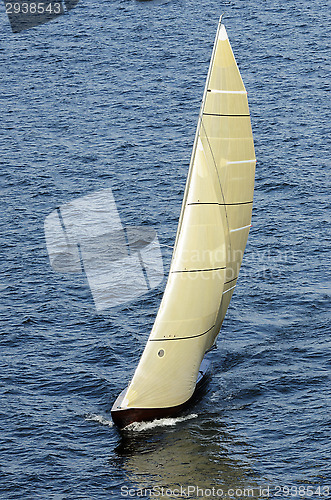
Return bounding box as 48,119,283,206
85,413,113,427
124,413,198,432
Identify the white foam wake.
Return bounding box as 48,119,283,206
124,413,198,432
85,413,114,427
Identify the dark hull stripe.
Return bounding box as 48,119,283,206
111,359,211,429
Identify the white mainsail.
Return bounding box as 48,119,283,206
122,19,256,409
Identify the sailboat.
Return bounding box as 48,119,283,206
111,16,256,429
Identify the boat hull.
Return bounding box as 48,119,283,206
111,358,211,429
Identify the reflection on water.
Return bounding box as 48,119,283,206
113,415,265,500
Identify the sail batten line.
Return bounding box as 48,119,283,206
225,276,238,285
203,113,250,117
230,224,251,233
149,325,216,342
223,285,236,295
227,159,256,164
207,89,247,94
187,201,253,206
172,266,226,273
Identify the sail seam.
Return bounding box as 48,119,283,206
227,159,256,164
225,276,238,285
207,89,247,94
149,324,216,342
203,113,250,117
187,201,253,206
172,267,226,273
230,224,251,233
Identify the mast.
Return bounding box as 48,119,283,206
173,14,225,256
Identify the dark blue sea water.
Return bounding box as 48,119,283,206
1,0,330,498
